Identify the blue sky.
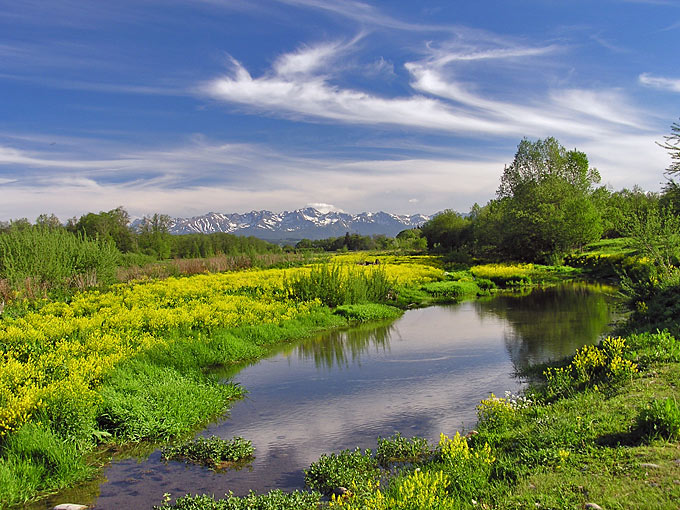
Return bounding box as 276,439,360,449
0,0,678,221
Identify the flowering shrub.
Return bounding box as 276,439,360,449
329,470,455,510
477,391,532,427
545,336,638,396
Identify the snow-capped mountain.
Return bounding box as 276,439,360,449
157,207,429,241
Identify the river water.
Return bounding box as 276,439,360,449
38,283,618,509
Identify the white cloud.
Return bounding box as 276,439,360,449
639,73,680,93
305,203,345,213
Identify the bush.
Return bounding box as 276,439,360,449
636,398,680,439
283,264,393,307
333,303,402,322
544,336,638,397
0,227,120,299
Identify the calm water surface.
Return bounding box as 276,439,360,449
39,284,618,509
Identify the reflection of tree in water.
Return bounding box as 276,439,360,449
294,321,395,370
475,283,615,371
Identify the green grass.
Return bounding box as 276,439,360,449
0,424,93,508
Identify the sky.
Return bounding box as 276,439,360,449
0,0,679,221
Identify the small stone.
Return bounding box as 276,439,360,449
640,463,661,469
53,505,88,510
528,483,536,490
585,504,603,510
332,487,351,497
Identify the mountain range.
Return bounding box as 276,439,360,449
156,208,430,242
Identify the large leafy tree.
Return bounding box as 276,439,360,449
494,137,602,262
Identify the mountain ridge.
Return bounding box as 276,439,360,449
148,207,430,241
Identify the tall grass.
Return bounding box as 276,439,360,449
283,264,394,307
0,227,119,300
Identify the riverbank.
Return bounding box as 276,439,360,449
0,254,612,508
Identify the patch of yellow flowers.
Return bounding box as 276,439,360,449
0,258,442,436
544,336,638,394
329,470,454,510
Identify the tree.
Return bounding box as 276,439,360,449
137,213,172,259
74,206,136,252
494,137,603,262
421,210,471,252
659,118,680,177
35,213,62,230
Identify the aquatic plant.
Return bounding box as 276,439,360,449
304,448,380,496
162,435,254,469
154,489,322,510
376,433,431,466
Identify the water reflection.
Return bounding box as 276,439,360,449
35,284,620,510
475,283,616,371
295,321,394,370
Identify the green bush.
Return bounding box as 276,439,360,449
0,226,119,298
333,303,402,322
283,264,393,307
636,398,680,439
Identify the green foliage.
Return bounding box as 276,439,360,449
304,448,380,495
544,336,638,397
473,137,603,262
0,226,120,298
296,232,396,252
155,490,322,510
283,264,393,307
659,118,680,177
333,303,402,322
98,358,244,442
626,330,680,365
0,423,92,508
71,206,137,253
421,210,472,253
376,433,431,466
162,436,254,469
421,280,480,298
636,398,680,440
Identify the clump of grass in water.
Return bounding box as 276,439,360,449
304,448,380,497
376,432,431,466
162,436,254,470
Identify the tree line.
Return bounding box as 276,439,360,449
419,128,680,264
0,209,281,261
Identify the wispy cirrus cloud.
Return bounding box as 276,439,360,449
202,37,651,143
639,73,680,93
